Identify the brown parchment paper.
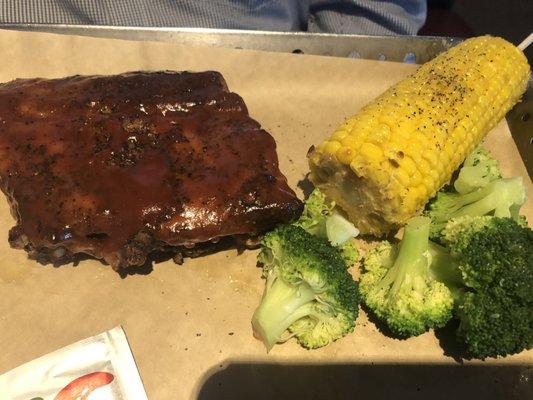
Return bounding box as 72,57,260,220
0,29,531,399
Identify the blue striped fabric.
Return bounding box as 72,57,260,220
0,0,426,35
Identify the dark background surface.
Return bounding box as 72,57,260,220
196,362,533,400
422,0,532,62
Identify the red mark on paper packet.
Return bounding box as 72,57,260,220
54,372,114,400
5,328,147,400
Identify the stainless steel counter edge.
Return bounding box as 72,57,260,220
1,24,531,177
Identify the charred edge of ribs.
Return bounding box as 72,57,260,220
9,224,263,271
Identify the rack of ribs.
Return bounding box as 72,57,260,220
0,71,302,270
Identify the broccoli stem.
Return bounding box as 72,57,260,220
451,185,499,218
252,272,316,352
435,187,493,224
428,242,463,299
377,216,431,298
433,178,525,225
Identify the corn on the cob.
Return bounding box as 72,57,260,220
308,36,530,236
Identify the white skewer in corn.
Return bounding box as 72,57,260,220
518,33,533,51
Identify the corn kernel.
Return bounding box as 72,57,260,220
400,156,417,175
360,142,384,163
370,123,391,144
392,168,410,186
331,130,349,142
410,170,422,186
341,134,361,150
324,141,342,155
336,147,354,164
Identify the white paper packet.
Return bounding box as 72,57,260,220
0,326,148,400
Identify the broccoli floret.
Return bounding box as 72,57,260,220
251,225,359,351
453,146,501,194
360,216,454,337
441,216,532,293
426,146,525,241
338,238,360,267
294,188,333,237
294,189,359,247
426,177,526,241
457,287,531,359
361,215,532,358
438,216,533,359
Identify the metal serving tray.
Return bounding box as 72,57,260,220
1,24,531,176
0,25,531,399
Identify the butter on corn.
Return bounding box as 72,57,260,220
309,36,530,236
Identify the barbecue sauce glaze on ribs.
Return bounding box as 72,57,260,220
0,71,302,270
